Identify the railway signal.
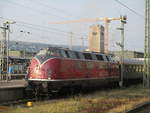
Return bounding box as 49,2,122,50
117,15,127,87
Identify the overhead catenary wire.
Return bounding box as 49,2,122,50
33,0,73,17
10,28,87,48
113,0,144,18
9,27,87,50
12,25,87,41
15,23,88,39
0,17,87,50
0,16,88,38
3,0,67,19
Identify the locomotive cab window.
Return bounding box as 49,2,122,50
64,50,70,58
36,49,47,56
60,50,67,58
68,51,76,59
36,48,61,57
47,49,60,57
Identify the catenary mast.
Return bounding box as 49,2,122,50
144,0,150,88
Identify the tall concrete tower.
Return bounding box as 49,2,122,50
88,24,105,53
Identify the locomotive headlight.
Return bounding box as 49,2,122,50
47,69,52,80
35,70,42,75
47,69,52,77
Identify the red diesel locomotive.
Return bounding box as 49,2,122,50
27,47,143,95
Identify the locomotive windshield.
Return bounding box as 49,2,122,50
36,48,60,57
36,49,47,56
35,48,61,63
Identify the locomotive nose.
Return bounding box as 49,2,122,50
29,64,47,79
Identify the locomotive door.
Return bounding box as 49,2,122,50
109,63,113,77
108,62,111,77
105,56,112,77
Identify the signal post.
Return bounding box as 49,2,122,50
117,16,127,87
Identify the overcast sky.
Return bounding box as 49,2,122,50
0,0,144,52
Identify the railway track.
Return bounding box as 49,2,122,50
126,101,150,113
0,85,108,106
0,83,145,112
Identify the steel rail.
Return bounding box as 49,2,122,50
126,101,150,113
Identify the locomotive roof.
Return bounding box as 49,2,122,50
36,47,144,65
35,46,116,63
46,46,108,56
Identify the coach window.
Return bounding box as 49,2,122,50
139,65,142,72
126,65,129,72
140,65,143,72
135,65,137,72
139,66,141,72
136,65,139,72
129,65,132,72
137,65,139,72
138,66,141,72
132,65,135,72
133,65,136,72
131,65,134,72
135,65,138,72
141,65,143,72
131,65,133,72
136,65,138,72
83,53,93,60
142,66,144,72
